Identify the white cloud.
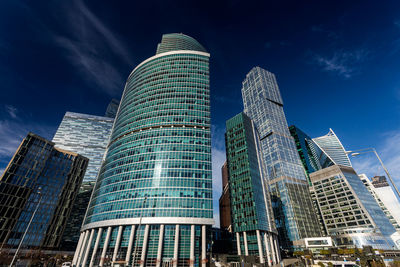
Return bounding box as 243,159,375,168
351,130,400,189
51,0,133,96
311,25,339,39
5,105,18,119
55,36,125,96
313,49,369,78
18,0,133,96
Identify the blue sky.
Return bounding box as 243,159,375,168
1,0,400,226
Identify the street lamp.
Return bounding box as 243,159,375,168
9,187,42,267
346,148,400,200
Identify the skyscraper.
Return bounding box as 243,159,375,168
241,67,321,249
308,129,352,169
360,175,400,232
289,125,319,185
0,133,88,251
371,176,400,228
289,125,327,236
60,181,96,251
73,33,212,267
225,112,279,265
310,165,399,249
52,112,114,182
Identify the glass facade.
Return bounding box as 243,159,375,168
309,129,352,169
359,174,400,232
74,33,212,267
225,113,274,233
310,165,398,249
52,112,114,182
371,176,400,231
288,125,319,185
0,133,88,249
289,125,327,235
225,113,279,264
241,67,321,249
60,181,96,251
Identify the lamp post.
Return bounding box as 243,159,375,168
346,148,400,199
9,187,42,267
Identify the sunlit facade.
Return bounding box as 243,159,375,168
53,112,114,182
308,129,352,170
241,67,321,250
359,175,400,233
310,165,399,249
73,33,212,267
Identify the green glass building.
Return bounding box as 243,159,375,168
225,113,280,265
73,34,212,267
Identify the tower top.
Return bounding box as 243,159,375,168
156,33,207,54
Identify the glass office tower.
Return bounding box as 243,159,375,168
225,113,280,265
362,175,400,232
53,112,114,182
0,133,88,250
310,165,399,249
241,67,321,250
289,125,319,185
308,129,352,169
73,33,212,267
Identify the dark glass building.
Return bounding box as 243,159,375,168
288,125,318,185
0,133,88,251
60,181,96,251
73,33,212,267
225,113,280,265
241,67,321,250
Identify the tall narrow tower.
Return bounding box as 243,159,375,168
73,34,212,267
241,67,321,249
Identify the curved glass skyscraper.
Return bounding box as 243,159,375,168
73,33,212,267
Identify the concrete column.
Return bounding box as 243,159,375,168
173,224,180,267
89,228,103,267
125,225,136,265
72,232,85,266
274,236,281,263
82,229,95,267
256,230,264,263
243,231,249,256
99,226,112,267
156,224,164,267
112,226,123,262
140,224,150,267
201,225,206,267
236,232,241,255
77,231,89,267
264,232,271,266
269,234,276,265
190,225,195,267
